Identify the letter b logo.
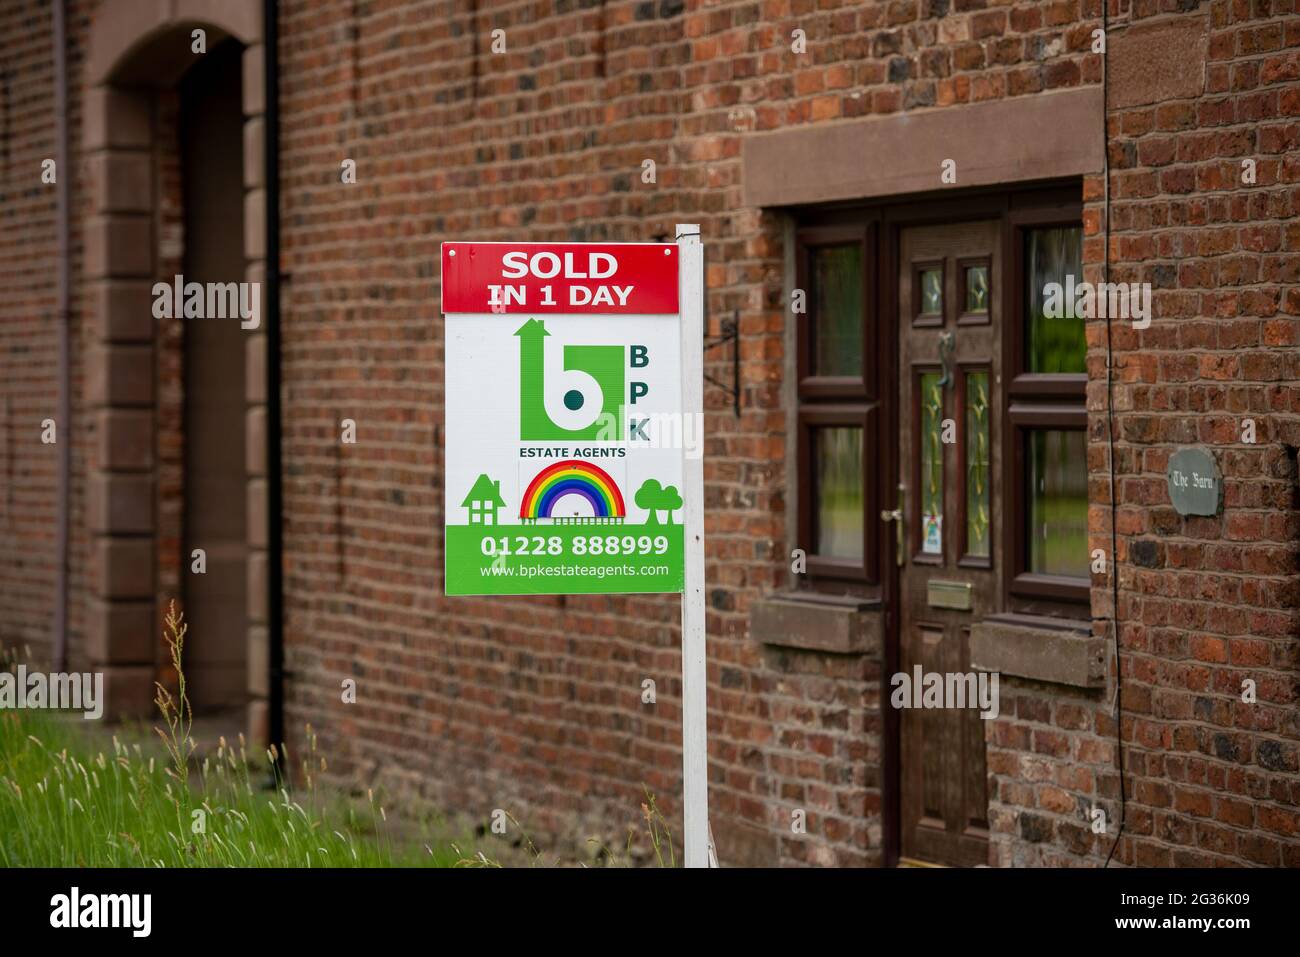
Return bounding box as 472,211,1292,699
516,318,624,440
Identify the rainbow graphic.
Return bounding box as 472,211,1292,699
520,459,626,521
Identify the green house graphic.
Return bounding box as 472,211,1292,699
462,474,506,525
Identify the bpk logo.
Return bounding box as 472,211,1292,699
515,319,650,441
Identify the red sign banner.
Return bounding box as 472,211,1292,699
441,242,680,315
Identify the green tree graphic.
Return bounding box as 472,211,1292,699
635,479,683,525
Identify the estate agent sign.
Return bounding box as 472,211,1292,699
441,229,712,869
441,241,686,596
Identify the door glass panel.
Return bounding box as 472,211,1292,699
810,244,863,377
919,371,944,556
965,371,990,558
919,266,942,316
813,425,863,560
1026,428,1088,577
964,264,989,314
1024,226,1085,373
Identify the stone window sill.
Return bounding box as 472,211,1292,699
750,592,882,656
969,613,1105,689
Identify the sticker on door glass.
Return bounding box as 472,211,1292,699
918,369,945,558
922,512,942,555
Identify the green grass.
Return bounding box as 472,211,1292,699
0,603,676,869
0,604,463,868
0,710,463,867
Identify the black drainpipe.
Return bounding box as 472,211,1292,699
1101,4,1127,867
263,0,285,752
52,0,70,671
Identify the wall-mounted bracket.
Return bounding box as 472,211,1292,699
704,309,740,417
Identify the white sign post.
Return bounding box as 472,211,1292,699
675,224,711,868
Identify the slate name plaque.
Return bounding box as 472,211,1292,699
1167,447,1222,517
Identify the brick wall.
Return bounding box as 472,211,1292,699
274,0,1107,866
274,0,1300,868
0,0,60,659
1098,4,1300,867
991,3,1300,869
0,0,179,675
0,0,98,672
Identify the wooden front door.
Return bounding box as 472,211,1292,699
894,221,1001,866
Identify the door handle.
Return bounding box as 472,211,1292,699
880,482,905,567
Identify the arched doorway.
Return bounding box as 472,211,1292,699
83,0,269,739
178,40,249,712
